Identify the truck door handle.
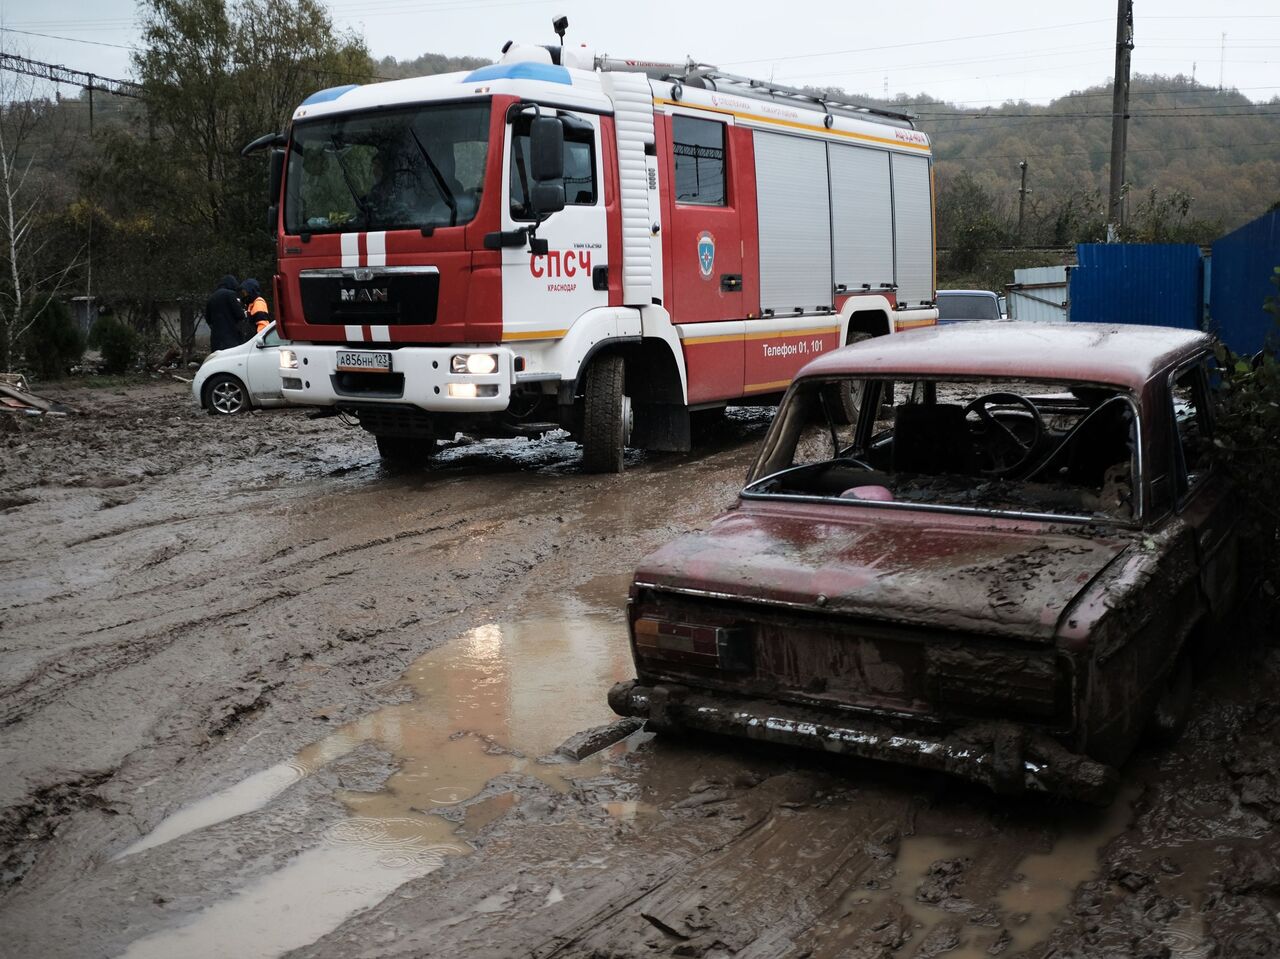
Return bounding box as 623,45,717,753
720,274,742,292
592,265,609,291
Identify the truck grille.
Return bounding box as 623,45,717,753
299,270,439,327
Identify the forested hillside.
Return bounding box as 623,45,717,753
892,74,1280,240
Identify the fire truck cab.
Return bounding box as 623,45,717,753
263,39,937,472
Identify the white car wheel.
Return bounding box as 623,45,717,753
206,374,250,415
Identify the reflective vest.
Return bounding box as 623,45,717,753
247,296,270,333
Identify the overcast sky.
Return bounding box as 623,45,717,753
3,0,1278,106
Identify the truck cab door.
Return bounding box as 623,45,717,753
500,110,608,343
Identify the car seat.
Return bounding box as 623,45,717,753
891,404,977,476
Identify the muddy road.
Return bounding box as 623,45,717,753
1,380,1277,959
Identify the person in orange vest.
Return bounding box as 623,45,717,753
240,278,271,336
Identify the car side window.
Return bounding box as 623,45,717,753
672,115,727,206
261,326,281,348
1171,360,1214,499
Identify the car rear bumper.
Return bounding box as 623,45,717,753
608,680,1119,805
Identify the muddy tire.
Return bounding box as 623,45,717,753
204,374,250,416
822,332,874,425
581,354,630,474
1147,655,1193,745
375,434,436,465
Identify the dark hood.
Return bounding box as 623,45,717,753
241,278,262,297
218,274,239,292
633,502,1134,642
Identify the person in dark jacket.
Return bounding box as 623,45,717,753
206,274,245,352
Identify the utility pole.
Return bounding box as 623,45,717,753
1107,0,1134,236
1017,159,1029,245
1218,33,1226,90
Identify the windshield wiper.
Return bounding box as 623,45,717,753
408,126,458,227
328,135,373,224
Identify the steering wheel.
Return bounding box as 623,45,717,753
962,392,1045,478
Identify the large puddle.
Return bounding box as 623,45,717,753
846,785,1143,957
118,581,636,959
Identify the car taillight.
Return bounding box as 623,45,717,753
632,616,752,672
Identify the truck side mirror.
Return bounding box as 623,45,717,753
530,182,565,217
268,148,286,203
530,116,564,181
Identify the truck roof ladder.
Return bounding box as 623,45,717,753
594,56,916,129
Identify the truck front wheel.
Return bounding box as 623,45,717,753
375,435,436,465
581,354,631,474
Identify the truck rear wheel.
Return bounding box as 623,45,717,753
375,435,436,465
582,354,630,474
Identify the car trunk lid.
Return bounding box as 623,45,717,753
634,502,1133,643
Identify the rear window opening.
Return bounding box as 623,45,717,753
746,377,1140,522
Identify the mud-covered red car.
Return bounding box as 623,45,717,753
610,323,1241,803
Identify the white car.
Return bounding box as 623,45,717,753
193,323,291,415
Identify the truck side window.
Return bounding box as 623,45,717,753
510,116,597,220
1171,361,1213,499
672,115,726,206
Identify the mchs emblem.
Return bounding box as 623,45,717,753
697,232,715,279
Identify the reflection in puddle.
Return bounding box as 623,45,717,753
847,789,1139,958
121,601,635,959
996,785,1139,954
123,834,465,959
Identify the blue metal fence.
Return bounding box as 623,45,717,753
1064,210,1280,356
1209,209,1280,356
1069,243,1204,331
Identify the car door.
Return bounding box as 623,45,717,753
1169,356,1240,619
245,325,286,405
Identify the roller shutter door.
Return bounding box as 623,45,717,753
754,131,832,313
891,153,933,308
829,144,894,293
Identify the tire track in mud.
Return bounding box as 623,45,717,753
0,586,301,728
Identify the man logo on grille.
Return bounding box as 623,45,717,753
341,288,388,303
697,232,715,279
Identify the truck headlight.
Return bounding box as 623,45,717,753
279,349,299,370
451,353,498,375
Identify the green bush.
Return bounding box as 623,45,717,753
88,314,139,374
1212,267,1280,582
22,297,85,380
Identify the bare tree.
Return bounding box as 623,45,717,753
0,67,86,369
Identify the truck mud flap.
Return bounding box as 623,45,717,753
608,680,1119,806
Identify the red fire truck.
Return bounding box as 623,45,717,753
250,33,937,472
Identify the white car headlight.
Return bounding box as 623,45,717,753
279,349,299,370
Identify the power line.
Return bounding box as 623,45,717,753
944,140,1280,161
884,85,1280,110
0,27,138,51
916,104,1280,119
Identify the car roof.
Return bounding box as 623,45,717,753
936,289,997,297
800,322,1213,390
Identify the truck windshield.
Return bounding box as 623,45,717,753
285,103,490,234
